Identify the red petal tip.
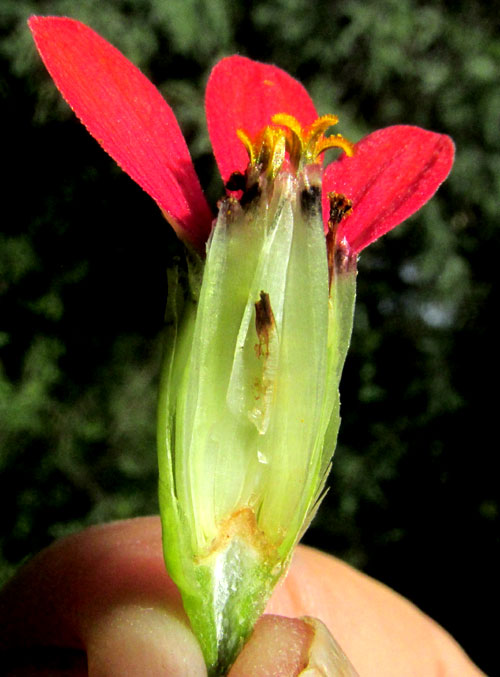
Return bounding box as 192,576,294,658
29,15,212,250
323,125,455,253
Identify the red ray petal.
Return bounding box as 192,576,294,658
29,16,212,250
322,126,455,253
205,56,318,184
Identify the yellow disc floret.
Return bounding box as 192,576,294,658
236,126,286,179
237,113,354,178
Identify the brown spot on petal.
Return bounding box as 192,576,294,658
328,192,352,227
327,193,355,290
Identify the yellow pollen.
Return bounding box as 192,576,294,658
236,113,354,177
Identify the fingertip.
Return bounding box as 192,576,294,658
229,615,312,676
229,614,358,677
86,604,206,677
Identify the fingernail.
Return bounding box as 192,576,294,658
298,617,359,676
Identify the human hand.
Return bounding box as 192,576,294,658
0,517,483,676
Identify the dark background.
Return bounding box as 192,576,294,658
1,1,498,673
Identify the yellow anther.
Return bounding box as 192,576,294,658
305,115,339,144
236,129,256,166
303,115,354,163
269,132,286,178
271,113,304,140
271,113,305,167
236,112,354,178
313,133,355,159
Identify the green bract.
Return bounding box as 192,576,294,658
157,164,356,675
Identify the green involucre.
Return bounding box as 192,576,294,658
157,167,356,674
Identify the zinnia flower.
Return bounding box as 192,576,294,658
28,16,453,257
29,15,454,676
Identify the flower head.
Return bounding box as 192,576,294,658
29,16,453,256
29,16,455,676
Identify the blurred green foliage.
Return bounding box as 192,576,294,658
0,0,498,672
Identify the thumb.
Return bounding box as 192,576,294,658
84,603,206,677
230,615,359,676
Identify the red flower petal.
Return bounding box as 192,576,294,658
205,56,318,184
29,16,212,250
322,126,455,253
